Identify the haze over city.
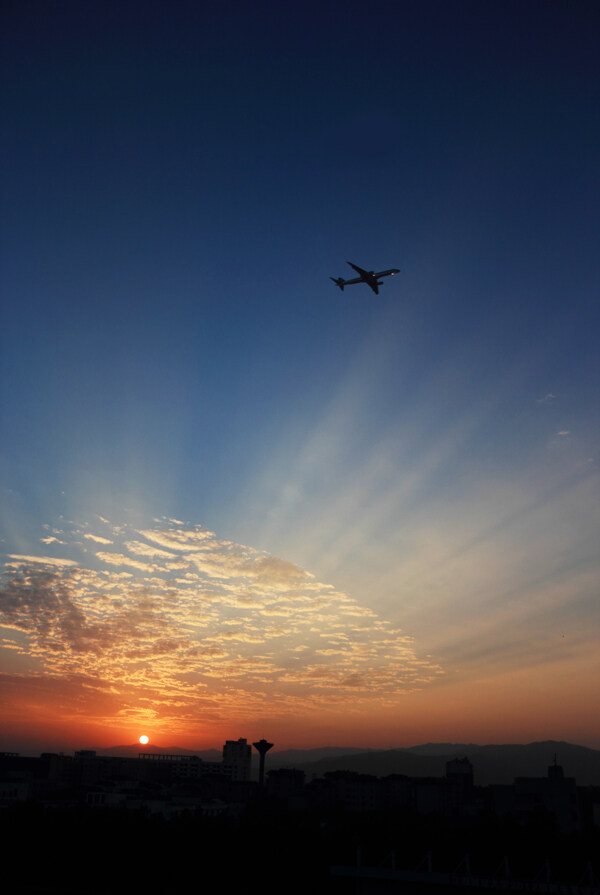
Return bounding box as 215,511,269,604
1,1,598,756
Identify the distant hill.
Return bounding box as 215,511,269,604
277,741,600,786
269,746,374,767
405,743,483,756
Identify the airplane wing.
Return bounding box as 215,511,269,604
348,262,369,277
374,268,400,278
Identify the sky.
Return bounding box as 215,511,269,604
1,0,599,754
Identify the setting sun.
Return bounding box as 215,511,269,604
139,735,149,745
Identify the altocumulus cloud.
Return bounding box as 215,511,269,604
0,519,443,732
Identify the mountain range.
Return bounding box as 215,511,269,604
271,741,600,786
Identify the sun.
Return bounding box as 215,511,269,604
139,734,149,745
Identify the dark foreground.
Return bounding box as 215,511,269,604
2,802,599,895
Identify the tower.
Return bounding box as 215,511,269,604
253,738,274,786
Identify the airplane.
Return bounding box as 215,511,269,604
330,261,400,295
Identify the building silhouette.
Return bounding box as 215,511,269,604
222,738,251,782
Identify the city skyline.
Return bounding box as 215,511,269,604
1,2,599,753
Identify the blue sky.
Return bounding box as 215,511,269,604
1,1,599,750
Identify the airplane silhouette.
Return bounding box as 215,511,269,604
330,262,400,295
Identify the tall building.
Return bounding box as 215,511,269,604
222,738,252,782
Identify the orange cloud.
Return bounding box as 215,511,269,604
0,519,443,741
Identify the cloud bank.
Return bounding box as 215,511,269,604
0,519,442,735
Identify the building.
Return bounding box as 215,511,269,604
222,738,251,782
489,760,582,833
138,753,226,780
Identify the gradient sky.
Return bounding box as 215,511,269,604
1,1,599,753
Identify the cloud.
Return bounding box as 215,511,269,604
6,555,78,568
95,552,159,572
138,528,216,551
125,540,176,559
0,519,443,731
84,534,114,545
0,568,110,654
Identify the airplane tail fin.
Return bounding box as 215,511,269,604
330,277,345,291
